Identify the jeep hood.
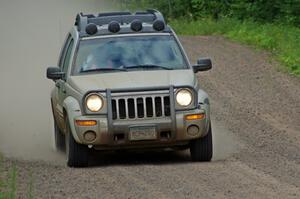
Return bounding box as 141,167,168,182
68,70,196,94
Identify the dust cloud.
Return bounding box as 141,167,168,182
0,0,116,162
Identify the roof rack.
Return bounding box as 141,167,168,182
75,9,166,33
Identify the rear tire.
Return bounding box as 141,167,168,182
54,120,65,151
190,123,213,162
65,117,89,167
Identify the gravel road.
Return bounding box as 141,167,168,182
2,36,300,198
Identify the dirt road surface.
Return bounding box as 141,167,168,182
1,36,300,198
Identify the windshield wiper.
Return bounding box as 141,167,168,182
80,67,127,73
122,64,174,70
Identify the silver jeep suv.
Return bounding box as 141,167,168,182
47,10,213,167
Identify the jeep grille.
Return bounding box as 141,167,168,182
111,94,171,120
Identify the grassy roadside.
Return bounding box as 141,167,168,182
0,154,34,199
170,18,300,75
0,154,17,199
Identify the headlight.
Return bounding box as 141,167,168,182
176,89,193,107
86,94,103,112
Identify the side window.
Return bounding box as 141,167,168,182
62,39,74,75
58,35,71,68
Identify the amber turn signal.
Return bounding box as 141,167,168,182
75,120,97,126
185,113,205,120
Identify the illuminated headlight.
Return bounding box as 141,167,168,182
176,89,193,107
86,94,103,112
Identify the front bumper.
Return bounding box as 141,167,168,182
73,108,209,150
66,86,210,150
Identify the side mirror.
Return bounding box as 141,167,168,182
46,67,65,81
192,58,212,73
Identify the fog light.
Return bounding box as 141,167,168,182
84,131,97,142
185,113,205,120
187,125,199,136
76,120,97,126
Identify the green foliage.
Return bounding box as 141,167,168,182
171,18,300,75
229,0,300,25
190,0,230,20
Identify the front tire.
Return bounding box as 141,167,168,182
65,117,89,167
190,123,213,162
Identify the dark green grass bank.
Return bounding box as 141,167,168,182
171,18,300,75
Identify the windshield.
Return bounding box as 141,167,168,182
72,35,188,75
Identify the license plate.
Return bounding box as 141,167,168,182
129,126,157,141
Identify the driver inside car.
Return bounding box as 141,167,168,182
80,44,124,72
